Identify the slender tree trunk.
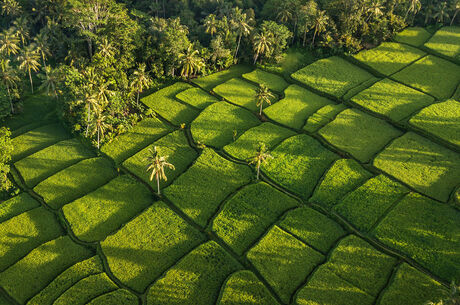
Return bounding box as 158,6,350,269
97,127,100,149
311,28,318,46
451,10,459,26
292,19,298,44
256,164,260,180
156,173,160,195
86,104,90,137
234,33,242,61
303,28,307,47
259,102,263,116
253,52,259,65
7,87,13,114
137,90,140,107
42,53,47,71
28,69,34,93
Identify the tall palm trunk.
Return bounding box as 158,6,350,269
303,28,308,47
256,162,261,179
97,126,100,149
137,89,140,107
6,87,13,113
156,173,160,195
86,104,91,136
234,33,242,61
28,68,34,93
451,10,459,25
259,101,263,115
253,52,259,65
311,28,318,46
41,53,47,71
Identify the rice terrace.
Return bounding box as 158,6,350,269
1,1,460,304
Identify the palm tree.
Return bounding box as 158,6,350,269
231,7,254,61
18,45,41,93
249,143,273,180
95,81,112,107
434,2,450,24
424,3,435,25
98,37,115,58
1,0,21,17
145,146,175,195
33,31,50,70
405,0,421,20
451,0,460,25
38,66,60,99
130,63,152,107
12,16,29,46
0,28,20,56
178,45,204,78
204,14,218,37
255,84,275,115
0,59,19,113
277,3,292,24
426,281,459,305
367,1,384,21
311,10,329,46
252,31,273,64
78,92,99,137
90,110,110,149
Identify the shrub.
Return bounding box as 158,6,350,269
176,87,220,110
242,69,289,93
86,289,138,305
394,27,432,47
192,64,253,91
424,26,460,61
0,193,39,223
0,127,13,193
303,104,347,133
101,201,205,292
373,132,460,202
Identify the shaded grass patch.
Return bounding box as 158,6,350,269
0,193,39,223
176,87,220,109
242,69,289,93
192,64,253,91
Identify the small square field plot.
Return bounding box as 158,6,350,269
141,82,199,125
373,132,460,202
242,69,289,93
213,78,278,112
392,55,460,100
190,101,260,148
350,78,435,122
424,26,460,62
291,56,374,99
319,109,402,163
192,64,253,91
176,87,220,110
353,42,426,76
409,99,460,149
394,27,432,47
372,193,460,282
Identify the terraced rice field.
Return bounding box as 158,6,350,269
1,27,459,305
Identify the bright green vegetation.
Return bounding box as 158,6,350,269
279,206,346,253
259,48,316,76
14,138,94,188
10,123,70,162
372,193,460,281
319,109,402,162
303,104,347,133
294,265,375,305
351,78,435,122
101,117,172,164
26,256,103,305
146,241,241,305
291,56,374,98
242,69,289,93
164,148,253,227
394,27,432,47
392,55,460,100
141,82,199,125
0,207,62,271
211,182,298,255
86,290,138,305
424,26,460,61
63,175,152,242
192,64,253,91
214,78,277,112
310,159,373,208
190,102,260,148
0,193,39,223
409,99,460,149
247,225,324,303
352,42,426,75
176,87,220,109
378,263,447,305
218,270,280,305
262,134,339,199
34,158,117,209
0,236,92,304
123,130,198,189
223,123,296,160
373,132,460,202
264,85,333,129
101,201,204,292
324,235,397,296
333,175,409,232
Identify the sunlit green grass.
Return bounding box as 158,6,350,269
303,103,347,133
242,69,289,93
176,87,220,109
86,289,138,305
0,193,39,223
424,26,460,61
192,64,253,91
394,27,432,47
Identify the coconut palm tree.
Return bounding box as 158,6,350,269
231,7,254,61
0,59,19,113
255,84,275,115
277,2,292,24
311,10,329,46
0,28,20,56
145,146,175,195
18,44,41,93
98,37,115,58
434,2,450,24
130,63,152,107
78,92,99,137
12,16,29,46
38,66,60,99
178,45,204,78
252,31,273,64
367,1,384,21
33,31,50,70
249,143,273,180
451,0,460,25
1,0,22,17
204,14,218,37
424,3,435,25
90,110,110,149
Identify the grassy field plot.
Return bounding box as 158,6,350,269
164,148,253,227
424,26,460,61
141,82,199,125
373,132,460,202
409,99,460,149
392,55,460,100
342,77,380,101
372,192,460,282
262,134,339,199
0,193,39,223
101,201,204,292
291,56,374,98
0,236,92,304
192,64,253,91
223,123,296,160
146,241,241,305
14,138,94,188
350,78,435,122
11,123,70,162
101,117,172,164
86,289,138,305
333,175,409,232
211,182,298,255
279,206,346,253
34,157,117,209
352,42,426,75
264,85,334,129
123,130,198,189
242,69,289,93
217,270,280,305
394,27,432,47
319,109,402,162
247,225,324,303
63,175,153,242
310,159,373,209
303,104,347,133
176,87,220,109
190,101,260,148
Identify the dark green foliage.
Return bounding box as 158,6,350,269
303,103,347,133
394,27,432,47
86,290,138,305
242,69,289,93
0,193,39,223
176,87,220,109
0,127,13,194
192,65,253,91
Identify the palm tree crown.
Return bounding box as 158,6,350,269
255,84,275,115
130,63,152,106
178,45,204,78
145,146,175,195
0,28,20,56
18,44,41,93
249,143,273,180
